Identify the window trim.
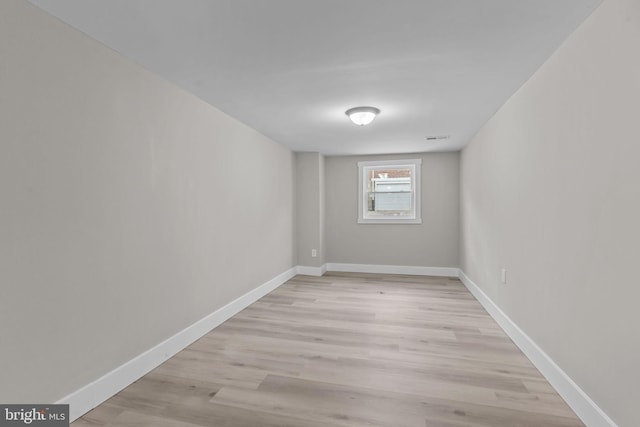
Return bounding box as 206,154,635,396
357,159,422,224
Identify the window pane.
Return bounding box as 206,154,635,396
366,167,412,217
369,191,411,211
358,159,421,224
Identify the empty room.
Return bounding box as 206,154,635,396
1,0,637,426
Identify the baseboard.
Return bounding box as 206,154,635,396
458,270,617,427
57,267,298,422
296,264,327,277
326,263,458,277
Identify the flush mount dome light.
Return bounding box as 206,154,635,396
345,106,380,126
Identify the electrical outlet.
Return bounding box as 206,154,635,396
311,249,317,257
501,268,507,284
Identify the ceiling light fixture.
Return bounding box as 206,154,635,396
345,106,380,126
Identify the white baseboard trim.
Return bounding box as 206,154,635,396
57,267,298,422
296,264,327,277
326,263,458,277
458,270,617,427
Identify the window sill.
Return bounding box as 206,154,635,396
357,218,423,225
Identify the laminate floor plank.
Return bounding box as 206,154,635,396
72,272,583,427
294,356,576,418
212,375,582,427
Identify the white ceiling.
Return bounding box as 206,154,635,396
28,0,600,155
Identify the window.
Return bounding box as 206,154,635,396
357,159,422,224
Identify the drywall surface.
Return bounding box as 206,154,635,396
295,152,325,267
326,152,459,267
0,0,294,403
460,0,639,425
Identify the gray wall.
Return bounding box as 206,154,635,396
295,152,325,267
0,0,295,403
326,152,459,267
460,0,639,425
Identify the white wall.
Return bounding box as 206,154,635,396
460,0,639,425
0,0,295,403
326,152,459,268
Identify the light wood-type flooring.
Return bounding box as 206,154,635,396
72,272,584,427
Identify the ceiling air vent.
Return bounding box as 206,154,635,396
425,135,450,141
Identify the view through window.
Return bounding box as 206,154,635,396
358,159,422,224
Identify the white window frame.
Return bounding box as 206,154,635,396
357,159,422,224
